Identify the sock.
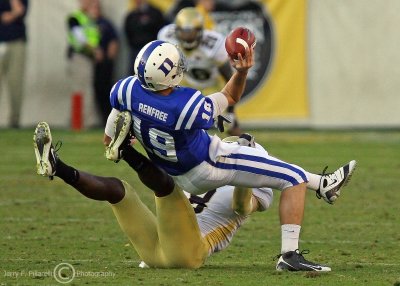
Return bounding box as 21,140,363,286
281,224,301,254
55,160,80,185
123,146,174,197
122,146,147,171
305,172,321,190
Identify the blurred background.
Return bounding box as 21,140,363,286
1,0,400,129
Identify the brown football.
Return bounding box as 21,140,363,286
225,27,256,60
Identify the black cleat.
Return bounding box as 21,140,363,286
275,249,331,272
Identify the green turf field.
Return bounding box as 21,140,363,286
1,128,399,285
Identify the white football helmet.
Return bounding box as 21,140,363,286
134,40,187,91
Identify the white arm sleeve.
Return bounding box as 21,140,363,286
104,108,120,138
208,92,229,118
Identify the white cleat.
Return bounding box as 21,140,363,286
33,122,58,178
105,111,132,162
317,160,357,204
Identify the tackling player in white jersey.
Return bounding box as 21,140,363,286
33,122,276,269
158,7,242,135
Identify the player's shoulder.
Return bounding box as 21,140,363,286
111,76,139,95
173,86,202,98
157,24,178,44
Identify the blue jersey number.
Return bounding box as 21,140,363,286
133,115,178,162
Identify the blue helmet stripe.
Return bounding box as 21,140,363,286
137,40,166,88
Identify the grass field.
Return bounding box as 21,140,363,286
1,128,399,285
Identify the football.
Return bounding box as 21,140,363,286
225,27,256,60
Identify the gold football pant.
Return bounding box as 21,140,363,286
111,181,209,268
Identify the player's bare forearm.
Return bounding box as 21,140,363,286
221,47,254,105
221,70,248,105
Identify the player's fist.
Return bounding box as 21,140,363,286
225,27,256,61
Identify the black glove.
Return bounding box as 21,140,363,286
216,115,232,132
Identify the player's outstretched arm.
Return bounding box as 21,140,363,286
221,47,254,106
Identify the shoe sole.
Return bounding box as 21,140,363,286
330,160,357,203
276,259,331,272
106,111,132,161
33,122,52,176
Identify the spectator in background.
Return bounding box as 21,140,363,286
0,0,28,129
124,0,167,75
87,0,119,126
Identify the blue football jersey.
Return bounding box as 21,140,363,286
109,76,216,175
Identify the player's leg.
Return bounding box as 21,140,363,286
122,146,208,268
110,181,168,267
122,148,208,268
176,135,333,271
154,185,209,269
34,122,124,203
106,112,209,268
33,122,165,267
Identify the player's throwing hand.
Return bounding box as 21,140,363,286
231,47,254,73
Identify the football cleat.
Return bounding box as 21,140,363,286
105,111,132,162
33,122,59,179
316,160,357,204
275,249,331,272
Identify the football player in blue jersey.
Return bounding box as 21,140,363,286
103,40,356,270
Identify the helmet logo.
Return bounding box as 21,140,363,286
158,58,174,76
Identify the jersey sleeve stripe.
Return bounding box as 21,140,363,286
117,77,131,106
110,82,117,97
185,98,205,129
126,77,136,111
175,90,202,130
